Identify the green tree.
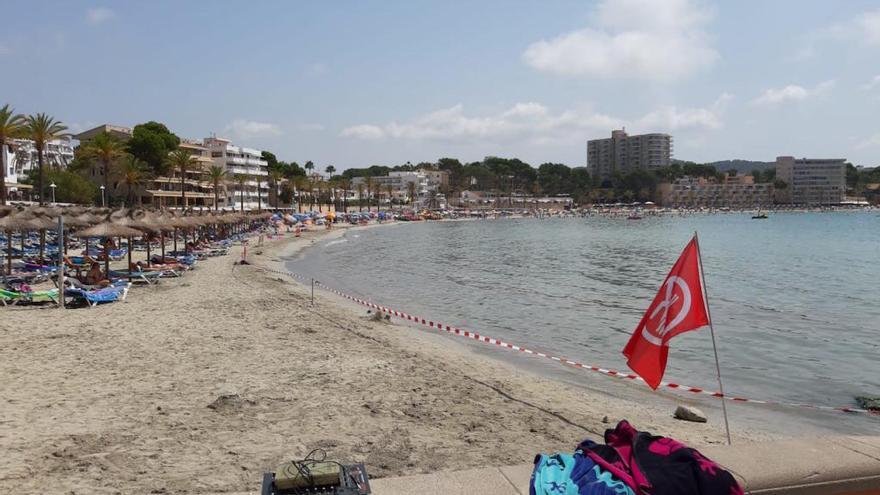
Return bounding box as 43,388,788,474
39,169,98,204
25,113,69,205
356,182,365,212
116,154,150,206
262,150,279,170
127,121,180,174
325,165,336,177
846,162,860,191
207,165,227,211
269,170,284,208
304,160,314,175
406,181,416,208
0,104,25,205
537,163,572,196
80,132,125,202
165,148,197,207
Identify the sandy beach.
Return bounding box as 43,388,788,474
1,223,768,494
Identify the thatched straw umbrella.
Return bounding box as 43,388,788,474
126,209,164,266
0,208,32,275
76,219,143,281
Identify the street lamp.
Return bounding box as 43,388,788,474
100,185,106,207
50,182,57,204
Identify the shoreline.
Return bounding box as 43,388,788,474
0,222,766,494
277,218,880,437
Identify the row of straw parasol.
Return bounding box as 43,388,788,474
0,206,273,277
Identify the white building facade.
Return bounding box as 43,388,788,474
204,136,269,210
2,138,75,194
352,171,429,204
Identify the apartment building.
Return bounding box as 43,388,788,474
587,129,672,180
139,138,217,208
204,136,269,210
351,171,429,204
774,156,846,205
658,175,774,208
1,137,75,198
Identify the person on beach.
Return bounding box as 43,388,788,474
81,262,111,288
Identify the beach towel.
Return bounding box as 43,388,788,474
577,421,743,495
531,453,635,495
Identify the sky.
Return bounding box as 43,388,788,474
2,0,880,170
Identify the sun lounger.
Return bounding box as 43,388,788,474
110,269,179,284
0,288,58,306
64,282,131,307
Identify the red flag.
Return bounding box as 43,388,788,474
623,236,710,389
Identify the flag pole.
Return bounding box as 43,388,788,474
694,231,732,445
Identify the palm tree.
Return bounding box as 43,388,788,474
356,182,365,212
325,165,336,177
269,170,283,208
165,148,197,208
407,181,417,209
291,176,306,213
117,154,150,206
304,160,314,176
25,113,68,205
207,165,227,211
365,177,375,213
233,174,247,212
338,178,350,213
385,183,394,210
0,105,25,205
80,132,125,206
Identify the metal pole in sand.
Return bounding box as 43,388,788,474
694,231,731,445
311,278,315,306
57,214,65,309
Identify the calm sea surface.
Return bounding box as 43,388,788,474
287,211,879,426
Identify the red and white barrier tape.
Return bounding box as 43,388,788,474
261,266,878,416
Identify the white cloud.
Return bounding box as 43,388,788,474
0,44,11,55
341,96,733,147
86,7,115,25
522,0,717,81
856,133,880,149
638,93,732,130
861,75,880,90
751,80,835,106
224,119,282,139
340,125,386,140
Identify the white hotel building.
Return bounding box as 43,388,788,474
204,136,269,210
2,138,75,197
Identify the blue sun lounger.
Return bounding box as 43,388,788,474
65,282,131,308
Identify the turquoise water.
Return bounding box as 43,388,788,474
287,212,879,424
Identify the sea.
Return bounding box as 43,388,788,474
286,211,880,434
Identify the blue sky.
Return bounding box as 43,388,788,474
2,0,879,169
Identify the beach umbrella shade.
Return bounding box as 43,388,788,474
0,208,30,274
76,220,143,280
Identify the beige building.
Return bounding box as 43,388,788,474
73,124,219,208
138,138,218,208
775,156,846,205
73,124,133,145
659,175,774,208
587,129,672,180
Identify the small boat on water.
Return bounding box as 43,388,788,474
627,214,643,220
751,213,768,219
